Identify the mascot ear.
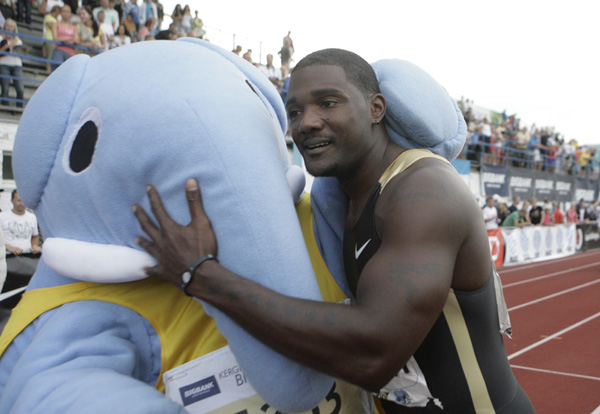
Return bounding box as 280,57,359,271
372,59,467,161
178,38,288,136
13,55,90,209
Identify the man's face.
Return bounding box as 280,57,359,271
285,65,374,177
12,192,25,214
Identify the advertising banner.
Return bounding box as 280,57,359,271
555,175,575,203
534,171,556,201
508,167,535,201
482,163,509,197
579,222,600,251
575,176,596,203
501,224,576,266
487,228,505,268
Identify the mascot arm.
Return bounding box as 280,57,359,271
0,301,187,414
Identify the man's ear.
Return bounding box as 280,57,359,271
370,93,386,123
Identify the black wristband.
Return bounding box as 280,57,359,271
181,254,218,296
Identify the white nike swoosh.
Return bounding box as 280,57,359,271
355,239,372,259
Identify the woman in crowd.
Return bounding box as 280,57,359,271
180,4,191,34
110,24,131,48
42,5,61,72
0,19,25,108
50,4,79,71
170,3,183,27
566,202,580,223
77,6,105,55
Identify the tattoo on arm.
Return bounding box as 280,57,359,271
385,262,443,303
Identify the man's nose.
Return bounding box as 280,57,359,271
298,108,324,133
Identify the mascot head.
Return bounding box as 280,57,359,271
12,39,331,411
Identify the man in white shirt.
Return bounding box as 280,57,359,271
259,53,283,92
0,189,40,308
0,190,40,255
93,0,119,32
482,195,499,230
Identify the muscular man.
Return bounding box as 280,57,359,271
135,49,534,413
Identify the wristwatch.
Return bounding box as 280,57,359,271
181,254,218,296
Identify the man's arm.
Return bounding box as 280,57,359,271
30,235,41,255
134,167,469,391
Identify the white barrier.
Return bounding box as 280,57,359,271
501,224,576,266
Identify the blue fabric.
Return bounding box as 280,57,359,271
2,39,332,412
372,59,466,162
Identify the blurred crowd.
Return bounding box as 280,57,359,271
482,194,599,229
458,98,598,178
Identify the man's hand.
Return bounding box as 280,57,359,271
31,245,42,255
6,244,22,255
133,179,218,286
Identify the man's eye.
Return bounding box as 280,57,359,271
321,100,337,108
288,109,301,119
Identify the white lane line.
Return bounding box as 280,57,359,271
510,365,600,381
502,261,600,288
508,312,600,360
591,405,600,414
508,279,600,311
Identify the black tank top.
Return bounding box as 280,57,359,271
343,150,534,413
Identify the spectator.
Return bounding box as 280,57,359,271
0,190,41,308
138,0,157,36
0,226,6,292
77,6,105,55
137,16,155,40
480,118,492,164
242,48,252,63
515,126,530,167
180,4,191,34
155,0,163,31
529,197,542,225
231,44,241,55
579,199,597,222
541,202,553,226
482,195,498,230
508,195,521,214
502,208,529,227
278,30,293,71
170,3,182,27
566,202,579,223
0,0,15,21
528,129,543,171
579,147,592,177
553,202,565,224
93,0,119,33
50,5,79,71
16,0,33,25
122,0,139,30
42,5,60,71
109,22,131,48
0,19,24,109
190,9,204,38
120,11,138,41
259,53,283,92
496,202,509,226
96,10,114,50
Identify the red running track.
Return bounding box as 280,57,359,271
499,250,600,414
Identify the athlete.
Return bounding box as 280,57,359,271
134,49,534,413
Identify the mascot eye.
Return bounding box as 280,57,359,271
64,107,101,174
